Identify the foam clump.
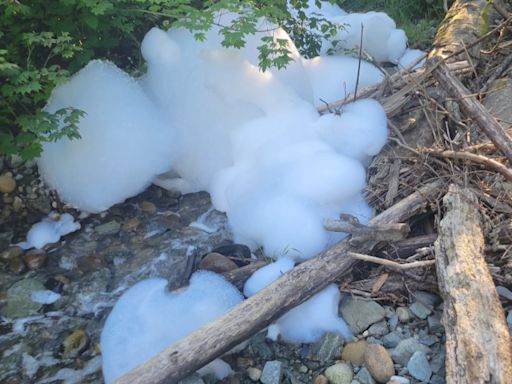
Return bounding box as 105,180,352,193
100,271,243,383
18,212,80,250
244,261,353,343
39,60,176,213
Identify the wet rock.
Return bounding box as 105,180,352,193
387,376,410,384
1,246,23,261
382,332,402,348
364,344,394,383
62,329,89,358
4,278,45,318
429,349,445,374
22,249,48,270
77,254,107,273
368,321,389,337
427,313,444,334
411,291,441,308
0,174,16,193
179,374,205,384
7,255,26,274
122,218,140,232
261,360,283,384
311,332,345,363
249,333,273,360
409,302,431,320
354,367,376,384
395,307,411,323
407,351,432,382
140,201,157,213
507,311,512,332
246,367,261,381
94,221,121,235
390,338,430,366
324,363,353,384
341,340,368,365
199,252,238,273
387,314,398,331
22,353,39,380
210,243,251,264
0,232,13,252
418,334,438,347
496,285,512,301
340,298,386,334
429,373,446,384
314,374,329,384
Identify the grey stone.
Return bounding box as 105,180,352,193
178,374,205,384
250,333,273,360
407,351,432,382
409,302,432,320
0,231,13,252
94,221,121,235
430,349,445,374
384,306,395,319
340,298,386,334
388,314,399,331
391,338,431,366
497,285,512,301
4,278,45,318
325,363,353,384
367,320,389,336
430,373,446,384
507,311,512,332
246,367,261,382
310,332,345,363
387,376,410,384
382,332,402,348
427,314,444,334
261,360,283,384
354,367,375,384
396,307,411,323
418,334,438,347
411,291,441,308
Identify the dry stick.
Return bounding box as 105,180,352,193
424,149,512,181
347,252,436,270
353,23,364,101
435,185,512,383
431,57,512,163
115,181,443,384
323,219,409,243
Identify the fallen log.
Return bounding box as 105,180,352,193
434,184,512,383
115,181,443,384
431,57,512,164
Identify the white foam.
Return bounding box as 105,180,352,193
18,212,80,250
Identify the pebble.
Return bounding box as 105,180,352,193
4,278,46,318
179,374,205,384
122,218,140,232
311,332,345,363
260,360,283,384
354,366,376,384
387,314,399,331
364,344,394,383
382,332,402,349
496,285,512,301
0,174,16,193
412,291,441,308
62,329,89,359
409,302,432,320
341,340,368,365
140,201,157,213
199,252,238,273
396,307,411,323
429,349,445,374
387,376,410,384
368,321,389,336
94,221,121,235
324,363,353,384
246,367,261,382
1,246,23,261
314,374,329,384
507,311,512,332
340,298,386,334
427,314,444,334
407,351,432,382
391,338,430,366
22,249,48,270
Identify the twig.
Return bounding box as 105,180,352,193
323,218,409,243
354,23,364,101
347,252,436,270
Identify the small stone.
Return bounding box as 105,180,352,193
261,360,283,384
341,340,368,365
411,291,441,308
1,246,23,261
325,363,353,384
0,232,13,252
94,221,121,235
299,365,308,373
7,256,26,274
354,367,376,384
409,302,432,320
364,344,394,383
62,329,89,359
391,338,430,366
496,286,512,301
382,332,402,348
178,374,205,384
4,278,45,318
122,218,140,232
340,298,386,334
140,201,157,213
396,307,411,323
384,306,395,319
387,376,410,384
407,351,432,382
427,314,444,334
429,374,445,384
429,349,445,374
314,374,329,384
418,334,438,347
0,174,16,193
22,353,39,379
311,332,345,363
22,249,48,270
368,321,389,336
387,314,398,331
199,252,238,273
507,311,512,332
246,367,261,382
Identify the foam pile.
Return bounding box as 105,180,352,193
18,212,81,250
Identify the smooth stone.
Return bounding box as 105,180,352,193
354,366,376,384
409,302,432,320
7,256,26,274
0,174,16,193
314,374,329,384
368,321,389,336
62,329,88,358
341,340,368,365
140,201,157,213
387,314,398,331
382,332,402,349
429,350,445,374
178,374,205,384
1,246,23,261
507,311,512,332
199,252,238,273
387,376,410,384
411,291,441,308
340,298,386,334
311,332,345,363
395,307,411,323
94,221,120,235
22,249,48,270
429,373,446,384
246,367,261,382
325,363,353,384
122,218,140,232
391,338,430,366
496,285,512,301
261,360,283,384
418,334,438,347
427,314,444,334
364,344,394,383
407,351,432,382
4,278,45,318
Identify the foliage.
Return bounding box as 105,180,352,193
1,0,339,161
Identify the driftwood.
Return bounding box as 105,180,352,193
389,234,437,258
115,181,443,384
434,185,512,383
323,217,409,244
221,261,266,291
431,57,512,164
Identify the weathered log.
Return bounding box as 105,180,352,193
323,218,409,244
221,261,266,291
115,181,443,384
388,234,438,258
431,57,512,164
435,184,512,383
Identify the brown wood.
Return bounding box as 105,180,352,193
431,57,512,164
323,219,409,244
115,181,443,384
389,234,438,258
434,184,512,383
221,261,266,291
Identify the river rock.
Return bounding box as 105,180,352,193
340,298,386,334
261,360,283,384
427,313,444,334
364,344,394,383
314,374,329,384
354,366,376,384
22,249,48,270
324,363,353,384
0,174,16,193
367,320,389,336
396,307,411,323
387,376,410,384
4,278,46,318
407,351,432,382
341,340,368,365
382,332,402,348
246,367,261,382
94,221,121,235
199,252,238,273
311,332,345,363
391,338,430,366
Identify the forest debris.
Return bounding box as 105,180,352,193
347,252,436,271
323,218,409,244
